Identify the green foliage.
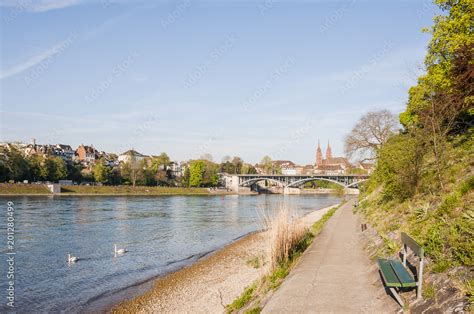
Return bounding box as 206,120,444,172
311,205,339,236
92,159,112,184
246,257,261,269
259,156,272,174
373,134,425,201
268,264,289,290
226,284,256,313
43,156,68,181
187,159,219,187
189,160,205,187
423,283,436,300
401,0,473,129
244,306,261,314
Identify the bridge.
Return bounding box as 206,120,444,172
222,174,369,194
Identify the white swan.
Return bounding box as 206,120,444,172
114,244,127,256
67,253,78,263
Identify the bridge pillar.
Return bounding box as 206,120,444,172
283,187,301,195
344,188,360,195
223,175,241,192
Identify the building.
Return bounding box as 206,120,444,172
272,160,296,175
357,162,375,174
76,144,98,163
314,164,345,175
54,144,75,163
315,140,351,174
118,149,147,164
167,161,183,177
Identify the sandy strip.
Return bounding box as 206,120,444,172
112,203,340,314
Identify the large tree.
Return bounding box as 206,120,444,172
92,159,111,184
344,110,398,162
189,160,205,187
259,156,273,174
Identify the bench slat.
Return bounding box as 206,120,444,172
377,258,402,287
389,260,417,288
401,232,424,258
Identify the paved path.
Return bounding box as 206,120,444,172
262,199,398,313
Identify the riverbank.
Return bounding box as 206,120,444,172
0,183,228,196
112,202,340,313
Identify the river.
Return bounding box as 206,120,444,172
0,194,341,312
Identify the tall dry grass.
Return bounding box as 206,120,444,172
260,206,310,272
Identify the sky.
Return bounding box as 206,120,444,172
0,0,439,165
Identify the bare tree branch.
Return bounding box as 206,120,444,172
344,110,398,162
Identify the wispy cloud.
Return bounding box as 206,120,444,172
0,38,73,80
0,0,82,12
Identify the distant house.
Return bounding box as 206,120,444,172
299,165,315,175
76,144,98,163
168,161,184,177
281,166,297,175
314,164,345,175
54,144,75,163
118,149,147,164
272,160,296,175
357,162,375,174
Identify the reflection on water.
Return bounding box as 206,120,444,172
0,194,341,312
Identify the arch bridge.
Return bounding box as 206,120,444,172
223,174,369,192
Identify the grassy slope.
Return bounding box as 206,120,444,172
0,183,51,194
0,183,211,195
356,135,473,303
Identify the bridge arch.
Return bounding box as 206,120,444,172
240,178,287,187
286,177,346,188
345,179,368,188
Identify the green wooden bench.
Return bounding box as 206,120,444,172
377,232,424,307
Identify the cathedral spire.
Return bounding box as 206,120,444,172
316,140,323,166
326,140,332,160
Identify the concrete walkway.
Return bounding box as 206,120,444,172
262,199,397,313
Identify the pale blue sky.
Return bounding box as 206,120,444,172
0,0,438,164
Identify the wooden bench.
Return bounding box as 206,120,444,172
377,232,424,307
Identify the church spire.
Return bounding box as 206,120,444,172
326,140,332,160
316,140,323,166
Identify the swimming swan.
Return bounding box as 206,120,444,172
114,244,127,256
67,254,78,263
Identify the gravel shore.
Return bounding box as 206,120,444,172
112,203,339,314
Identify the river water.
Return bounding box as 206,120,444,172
0,194,341,313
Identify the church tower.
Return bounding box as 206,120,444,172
326,140,332,160
316,140,323,166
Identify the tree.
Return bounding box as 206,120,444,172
92,159,111,184
5,149,29,181
189,160,205,187
259,156,272,174
38,156,67,182
220,161,235,174
374,133,426,201
187,159,219,187
0,161,8,182
153,152,170,170
231,156,243,174
344,110,398,162
27,155,44,182
67,162,84,183
241,163,257,174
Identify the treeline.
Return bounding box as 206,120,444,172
0,149,74,182
359,0,473,274
0,149,258,188
183,157,257,187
